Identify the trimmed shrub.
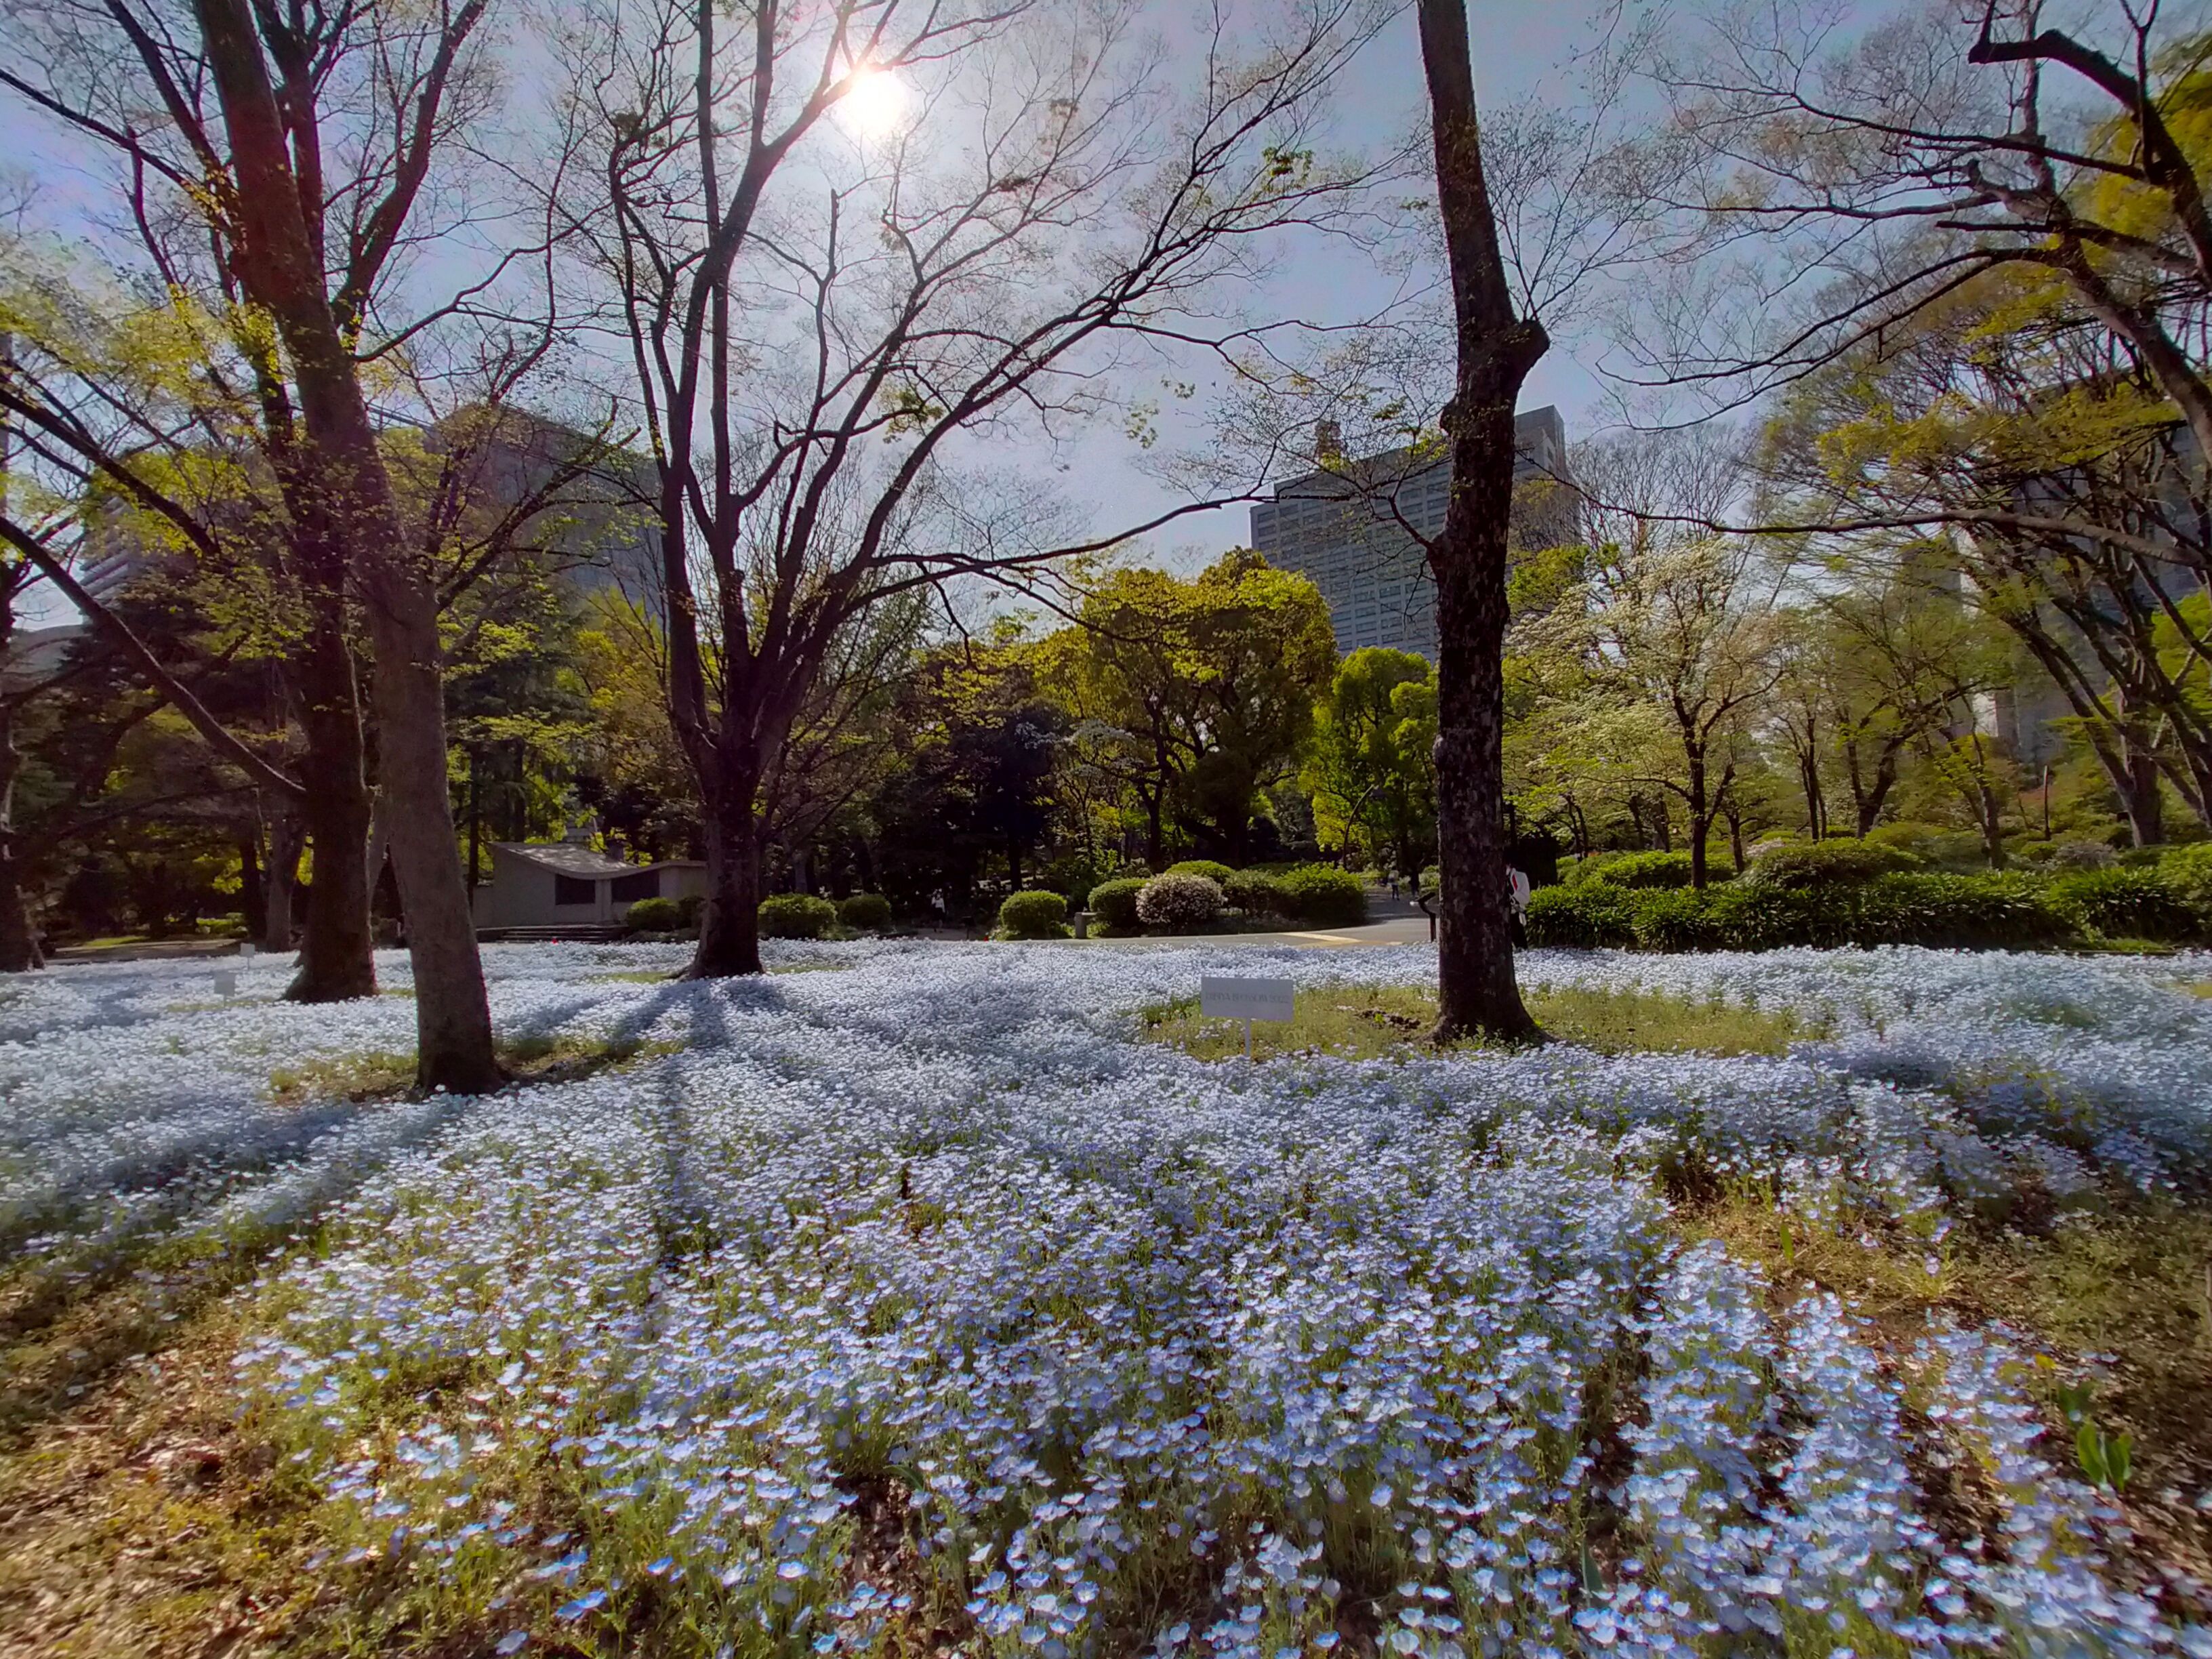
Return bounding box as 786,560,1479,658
1742,838,1920,888
838,892,892,931
1849,872,2069,949
1165,859,1235,886
1086,877,1148,930
1275,863,1367,926
1571,851,1699,890
2160,844,2212,925
1525,883,1639,948
623,895,682,933
1701,880,1856,949
677,893,705,926
2049,867,2199,941
1223,868,1287,917
998,889,1071,939
1863,821,1986,869
758,893,836,939
1631,888,1718,952
1136,872,1225,931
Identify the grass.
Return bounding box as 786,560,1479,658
268,1031,679,1103
1136,981,1816,1062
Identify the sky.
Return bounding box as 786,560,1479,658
1084,0,1632,573
1,0,1821,620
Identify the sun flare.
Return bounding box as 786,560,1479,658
837,65,909,142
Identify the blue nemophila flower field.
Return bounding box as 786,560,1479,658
5,941,2211,1656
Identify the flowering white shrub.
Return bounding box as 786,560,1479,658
1136,872,1226,930
6,941,2209,1652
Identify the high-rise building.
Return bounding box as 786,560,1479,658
1248,406,1570,658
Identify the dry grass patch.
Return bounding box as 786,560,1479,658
268,1032,678,1103
1137,981,1814,1063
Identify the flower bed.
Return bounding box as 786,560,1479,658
5,941,2210,1652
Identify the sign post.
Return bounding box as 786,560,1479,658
1200,975,1294,1061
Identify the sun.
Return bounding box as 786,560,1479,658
837,66,910,142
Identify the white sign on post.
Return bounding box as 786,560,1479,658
1200,975,1294,1060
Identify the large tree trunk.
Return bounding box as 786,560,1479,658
1418,0,1540,1042
1685,747,1711,890
194,0,498,1094
691,760,764,977
285,621,377,998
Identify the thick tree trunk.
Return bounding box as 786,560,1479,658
286,633,377,999
2121,745,2165,846
691,762,764,977
1419,0,1540,1042
195,0,497,1094
262,808,301,954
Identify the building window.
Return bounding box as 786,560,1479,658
611,870,659,903
554,875,597,907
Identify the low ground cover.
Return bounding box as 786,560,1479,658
1,941,2209,1656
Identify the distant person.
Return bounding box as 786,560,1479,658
1507,865,1531,947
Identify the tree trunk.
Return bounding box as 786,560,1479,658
194,0,497,1093
0,696,42,973
285,631,377,1000
691,760,764,977
1686,747,1710,890
2121,743,2165,846
239,832,266,941
1418,0,1541,1042
262,808,301,954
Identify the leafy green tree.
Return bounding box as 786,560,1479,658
1305,648,1436,876
1046,551,1334,867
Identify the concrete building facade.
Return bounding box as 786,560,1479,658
1247,407,1571,659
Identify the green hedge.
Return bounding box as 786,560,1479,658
1223,868,1286,916
758,893,836,939
1085,877,1147,930
1741,838,1921,888
1565,851,1701,890
838,892,891,931
623,895,682,933
1530,869,2100,952
2159,844,2212,925
2048,867,2200,941
998,889,1071,939
1276,863,1366,926
1164,859,1236,886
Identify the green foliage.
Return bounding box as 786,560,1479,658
678,893,706,927
1135,872,1225,930
1222,868,1288,916
623,895,682,933
1042,550,1336,863
2049,868,2201,941
2160,843,2212,924
997,889,1070,939
1165,859,1235,886
1303,647,1437,875
1863,821,1988,869
1273,863,1366,926
757,893,836,939
1568,851,1702,890
1532,869,2081,951
1085,877,1147,930
837,893,892,931
1525,883,1642,948
1742,838,1922,888
1630,888,1717,951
